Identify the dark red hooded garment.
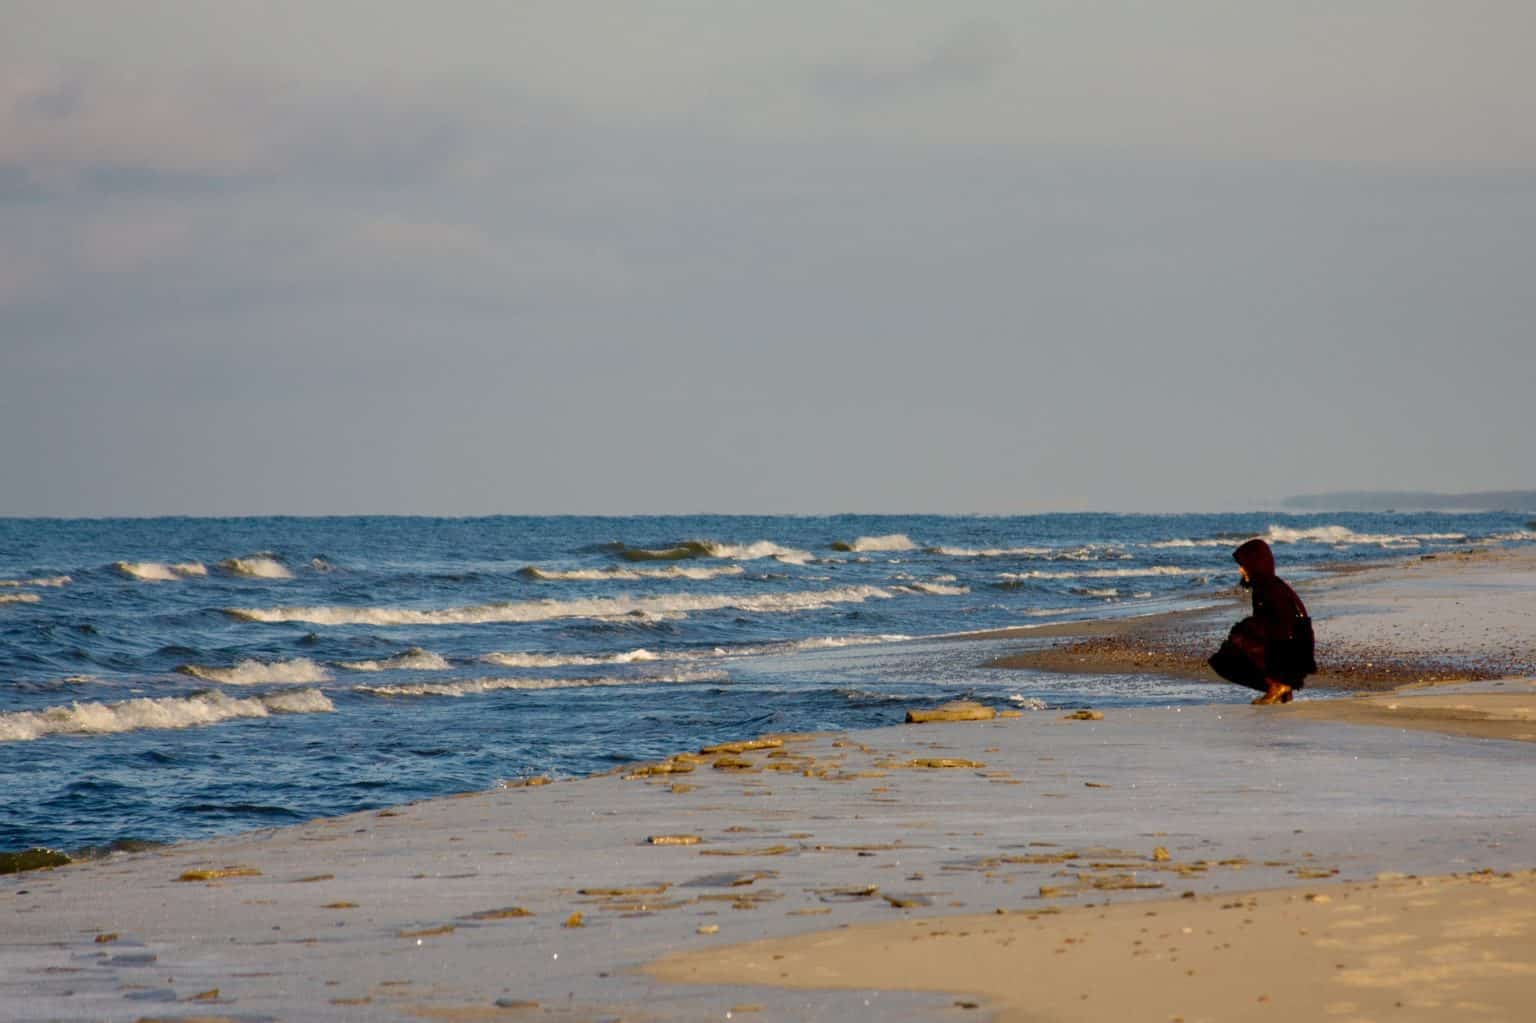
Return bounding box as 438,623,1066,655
1208,538,1317,691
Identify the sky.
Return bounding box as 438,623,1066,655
2,1,1533,516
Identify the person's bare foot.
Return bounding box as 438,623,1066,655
1251,682,1293,706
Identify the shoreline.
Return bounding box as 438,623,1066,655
981,545,1536,693
4,544,1535,1020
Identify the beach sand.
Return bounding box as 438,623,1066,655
651,869,1536,1022
4,546,1534,1021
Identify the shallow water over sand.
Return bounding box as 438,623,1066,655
2,512,1530,851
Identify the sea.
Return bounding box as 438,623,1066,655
2,512,1531,860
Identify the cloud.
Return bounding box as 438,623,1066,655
812,22,1014,103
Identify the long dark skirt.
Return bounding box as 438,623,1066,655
1208,617,1313,693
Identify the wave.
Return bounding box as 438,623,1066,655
1150,525,1472,550
483,633,912,669
614,540,814,565
0,575,70,588
892,581,970,596
179,657,333,685
482,648,661,668
226,584,898,627
520,564,746,582
831,534,916,553
220,555,293,579
115,561,207,582
925,545,1053,558
1008,695,1049,711
1074,587,1120,598
355,670,726,699
0,592,42,605
998,567,1205,581
0,689,333,742
336,648,452,672
1264,524,1467,547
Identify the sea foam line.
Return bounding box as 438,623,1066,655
0,689,334,742
998,567,1205,581
355,670,727,699
480,634,912,669
925,545,1054,558
336,648,453,672
220,555,293,579
0,592,42,605
0,575,70,588
179,658,333,685
115,561,207,581
615,540,814,565
226,585,898,627
520,564,746,582
832,534,917,553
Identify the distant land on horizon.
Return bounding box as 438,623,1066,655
1282,490,1536,513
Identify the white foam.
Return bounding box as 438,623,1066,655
355,671,726,698
621,540,814,565
0,592,42,605
1145,538,1231,549
0,575,70,588
482,648,662,668
999,567,1204,581
926,545,1053,558
892,581,971,596
0,688,334,742
708,540,814,564
1008,695,1049,710
221,555,293,579
1265,524,1467,547
337,648,452,672
114,561,207,581
836,534,917,553
180,657,333,685
227,585,896,627
1076,587,1121,598
522,565,746,582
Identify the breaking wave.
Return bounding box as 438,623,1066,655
220,555,293,579
613,540,813,565
998,567,1204,581
0,689,334,742
479,634,914,669
226,585,899,627
355,671,726,699
1151,525,1472,550
336,648,452,672
520,564,746,582
925,545,1053,558
892,581,970,596
483,648,662,668
831,534,916,553
0,592,42,605
179,658,333,685
0,575,70,588
115,561,207,581
1264,525,1467,547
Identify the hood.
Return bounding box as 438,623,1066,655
1233,538,1276,579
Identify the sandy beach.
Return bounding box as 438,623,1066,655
5,547,1535,1021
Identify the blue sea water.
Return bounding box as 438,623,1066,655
2,512,1530,856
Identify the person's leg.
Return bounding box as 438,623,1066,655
1252,678,1293,705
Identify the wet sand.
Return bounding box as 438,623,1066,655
4,545,1535,1021
987,546,1536,692
652,868,1536,1022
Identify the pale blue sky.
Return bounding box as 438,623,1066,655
2,2,1533,514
